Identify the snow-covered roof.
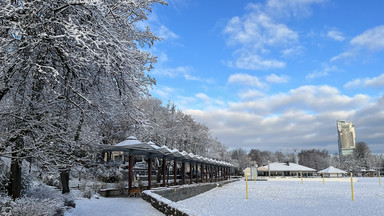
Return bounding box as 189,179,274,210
114,136,142,147
317,166,347,174
258,162,316,172
105,137,234,167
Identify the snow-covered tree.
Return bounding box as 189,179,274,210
353,141,373,170
298,149,330,170
1,0,165,198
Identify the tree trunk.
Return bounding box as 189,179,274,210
8,137,23,200
60,170,70,194
9,158,22,199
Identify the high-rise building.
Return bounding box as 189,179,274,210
336,120,356,155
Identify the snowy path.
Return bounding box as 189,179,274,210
173,178,384,216
64,196,163,216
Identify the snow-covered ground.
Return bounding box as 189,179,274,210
64,178,383,216
174,178,384,216
64,196,164,216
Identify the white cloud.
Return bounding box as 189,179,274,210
229,85,369,116
223,1,304,70
239,90,265,100
281,46,304,57
151,85,180,99
306,65,339,79
344,73,384,89
233,52,286,70
332,25,384,61
350,25,384,51
266,0,326,18
266,73,289,83
327,30,346,41
343,79,362,89
151,65,192,78
157,25,179,40
330,51,356,62
228,73,267,88
183,85,384,153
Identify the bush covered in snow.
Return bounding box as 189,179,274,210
0,184,75,216
94,163,122,183
0,159,8,192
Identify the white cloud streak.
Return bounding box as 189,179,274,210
344,73,384,89
228,73,267,88
327,30,346,41
332,25,384,61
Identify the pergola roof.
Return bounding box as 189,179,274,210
317,166,347,174
102,136,233,167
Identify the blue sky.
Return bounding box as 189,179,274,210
146,0,384,154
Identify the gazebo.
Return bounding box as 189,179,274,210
101,136,233,195
317,166,347,178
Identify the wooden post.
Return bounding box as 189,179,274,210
173,159,177,185
201,164,204,183
215,166,218,182
195,163,199,183
182,161,185,185
128,155,133,191
190,163,193,184
148,157,152,189
162,158,166,187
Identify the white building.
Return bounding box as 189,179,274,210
257,162,316,177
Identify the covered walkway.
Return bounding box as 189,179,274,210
101,136,233,195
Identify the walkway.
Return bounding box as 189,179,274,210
64,196,163,216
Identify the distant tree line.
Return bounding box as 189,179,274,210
229,141,384,174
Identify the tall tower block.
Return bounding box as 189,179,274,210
336,120,356,155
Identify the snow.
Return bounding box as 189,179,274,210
64,196,163,216
258,162,316,171
114,136,142,147
317,166,347,174
63,178,383,216
172,178,384,216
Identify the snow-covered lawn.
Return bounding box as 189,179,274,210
64,196,164,216
174,178,384,216
63,178,383,216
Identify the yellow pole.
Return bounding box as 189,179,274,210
246,173,248,199
254,173,256,183
300,172,303,184
322,172,325,185
350,172,354,201
379,170,381,186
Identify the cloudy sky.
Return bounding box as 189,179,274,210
147,0,384,154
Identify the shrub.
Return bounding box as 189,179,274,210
0,184,76,216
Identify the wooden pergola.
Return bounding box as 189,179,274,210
101,136,233,194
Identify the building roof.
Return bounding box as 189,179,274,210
258,162,316,172
317,166,347,174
